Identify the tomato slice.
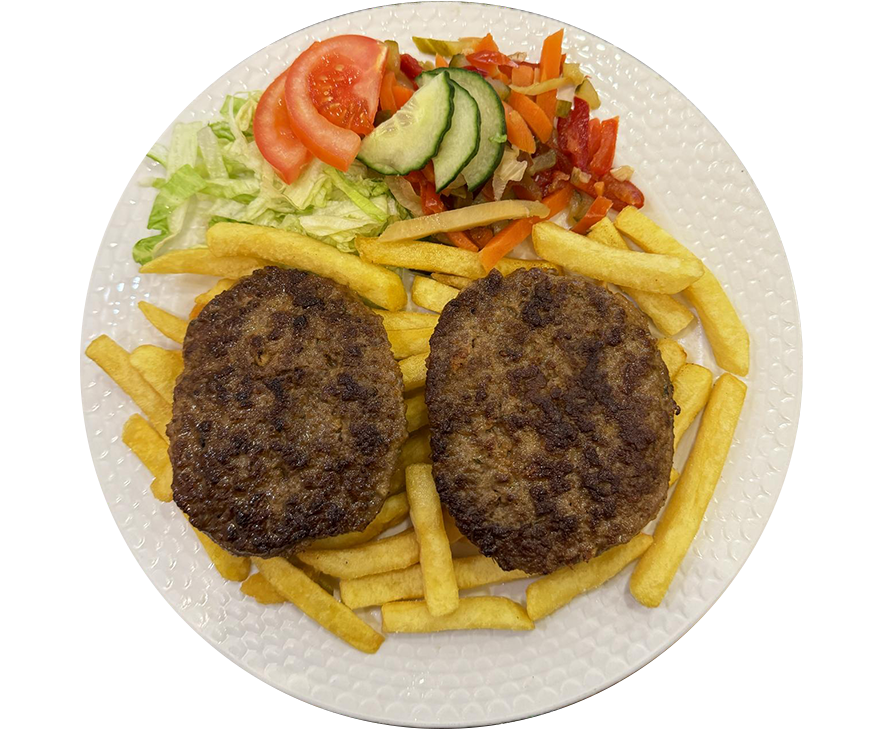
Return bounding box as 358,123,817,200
285,35,387,171
253,70,312,184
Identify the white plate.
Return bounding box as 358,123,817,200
80,3,802,726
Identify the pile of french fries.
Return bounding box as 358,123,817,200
86,204,749,653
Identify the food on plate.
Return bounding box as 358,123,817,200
638,593,727,707
240,573,286,604
169,267,407,556
307,492,409,551
398,351,429,392
406,464,459,616
411,275,459,313
254,556,385,653
122,560,174,644
615,206,750,375
388,328,434,360
425,268,676,574
140,248,267,277
526,533,652,620
130,346,183,402
206,222,407,311
340,554,529,609
191,523,252,581
297,529,422,579
190,279,236,319
532,222,704,294
253,69,313,184
431,273,473,289
405,392,429,432
630,374,747,607
87,336,172,436
389,428,432,494
671,364,714,449
382,596,534,632
137,302,188,344
121,414,174,501
657,338,688,379
373,310,440,331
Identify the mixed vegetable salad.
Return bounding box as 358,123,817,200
136,29,645,270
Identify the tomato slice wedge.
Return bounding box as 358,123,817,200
253,69,312,184
285,35,387,171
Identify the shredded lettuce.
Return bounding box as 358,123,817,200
135,92,399,263
491,145,528,201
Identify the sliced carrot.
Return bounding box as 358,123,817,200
537,29,564,119
542,183,574,217
392,83,413,107
474,33,499,52
468,226,494,248
507,92,553,143
511,65,534,87
435,53,448,68
570,196,613,234
503,102,536,154
446,230,479,252
380,71,397,112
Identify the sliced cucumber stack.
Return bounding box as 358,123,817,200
431,80,481,191
358,73,454,175
419,68,507,190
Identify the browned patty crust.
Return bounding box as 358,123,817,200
425,269,675,574
170,266,407,557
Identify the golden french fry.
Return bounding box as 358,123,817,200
122,560,174,644
288,558,336,595
192,526,251,582
382,597,533,632
254,557,385,654
615,207,749,375
140,247,267,277
406,463,459,616
86,336,172,436
86,624,107,656
442,509,464,544
130,345,183,403
207,222,407,311
121,414,169,476
150,461,174,502
389,428,432,495
630,373,747,607
639,593,727,707
190,278,236,319
378,200,548,242
308,493,409,550
657,338,688,379
532,222,704,294
572,674,654,710
672,364,714,450
399,351,429,392
669,467,680,486
357,238,557,279
240,573,286,604
587,218,694,336
297,529,421,579
388,328,433,360
526,534,653,621
373,310,440,331
138,301,188,344
405,392,429,433
412,275,459,312
431,273,473,289
340,554,529,609
86,482,107,515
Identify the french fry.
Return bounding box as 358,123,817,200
405,392,429,432
657,338,688,379
442,509,464,544
138,301,188,344
587,218,695,336
206,222,407,311
288,558,336,595
190,278,236,319
377,200,549,242
150,461,174,502
121,414,173,500
297,529,421,579
412,275,459,312
86,482,107,515
630,374,747,607
122,560,174,644
399,351,429,392
639,593,727,707
388,328,433,360
572,674,654,710
357,238,557,279
130,345,183,403
240,573,286,604
669,468,680,486
672,364,714,450
615,207,749,375
382,597,534,632
340,555,529,609
140,247,267,278
532,222,704,294
431,273,473,289
86,336,172,436
254,557,385,653
406,463,459,616
373,310,440,331
86,624,107,656
192,525,251,582
308,493,409,550
389,428,432,495
526,533,653,621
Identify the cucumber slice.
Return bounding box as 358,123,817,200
358,73,454,175
431,80,481,191
418,68,507,190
